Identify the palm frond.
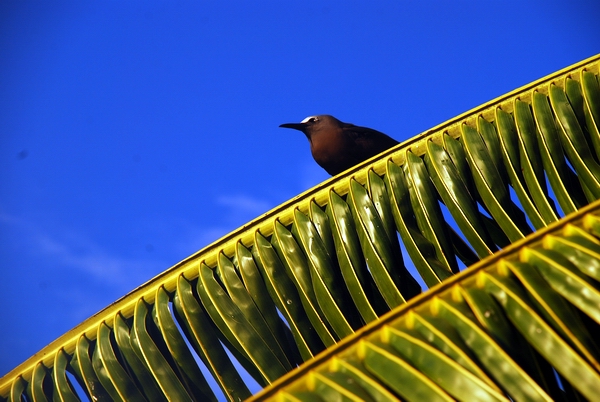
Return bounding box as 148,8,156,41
249,199,600,401
1,54,599,401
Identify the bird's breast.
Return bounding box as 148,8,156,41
309,132,353,175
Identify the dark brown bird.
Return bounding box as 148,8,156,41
280,115,398,175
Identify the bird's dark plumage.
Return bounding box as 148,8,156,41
279,115,398,175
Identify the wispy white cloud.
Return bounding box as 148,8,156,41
216,195,272,216
195,177,327,254
177,226,232,256
0,210,22,226
1,187,322,292
174,194,274,255
37,234,155,285
0,209,164,288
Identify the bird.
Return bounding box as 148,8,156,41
279,115,399,176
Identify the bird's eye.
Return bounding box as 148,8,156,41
301,116,319,124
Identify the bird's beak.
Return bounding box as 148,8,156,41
279,122,306,131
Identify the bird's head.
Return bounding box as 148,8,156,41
279,115,341,138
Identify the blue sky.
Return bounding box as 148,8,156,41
0,0,598,379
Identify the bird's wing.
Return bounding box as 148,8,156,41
343,123,392,139
343,124,399,149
